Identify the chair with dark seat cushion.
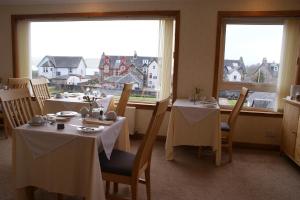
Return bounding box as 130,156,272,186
100,97,170,200
221,87,249,162
99,150,135,176
220,122,230,132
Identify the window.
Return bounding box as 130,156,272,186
13,11,180,105
69,68,72,73
104,65,109,73
149,73,152,78
143,59,149,65
216,23,284,111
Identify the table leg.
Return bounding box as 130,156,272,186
165,145,174,160
215,147,221,166
15,187,35,200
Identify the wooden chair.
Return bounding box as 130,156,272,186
0,88,63,200
0,88,35,129
30,78,51,115
115,83,133,116
8,78,30,89
221,87,249,162
0,113,9,139
99,97,170,200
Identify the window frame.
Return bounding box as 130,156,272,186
11,11,180,108
213,11,300,113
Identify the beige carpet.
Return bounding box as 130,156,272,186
1,133,300,200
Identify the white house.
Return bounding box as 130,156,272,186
147,60,159,90
37,56,87,79
227,69,242,82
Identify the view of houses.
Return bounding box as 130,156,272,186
221,57,279,109
33,53,279,109
33,51,159,99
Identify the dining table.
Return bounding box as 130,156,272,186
44,94,115,114
13,114,130,200
165,99,221,166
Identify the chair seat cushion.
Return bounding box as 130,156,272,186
99,149,135,176
221,122,230,132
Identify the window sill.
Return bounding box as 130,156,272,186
127,102,283,116
221,108,283,117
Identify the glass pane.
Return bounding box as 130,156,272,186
219,90,276,110
223,24,283,85
30,20,164,103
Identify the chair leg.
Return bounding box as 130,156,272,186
228,144,233,163
131,181,138,200
113,182,118,193
145,167,151,200
106,181,110,196
57,194,64,200
26,186,35,200
3,118,9,139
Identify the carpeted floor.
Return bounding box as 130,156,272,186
1,133,300,200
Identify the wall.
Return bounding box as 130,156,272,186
0,0,300,145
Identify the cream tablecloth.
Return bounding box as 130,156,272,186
14,116,130,200
165,99,221,166
44,95,115,114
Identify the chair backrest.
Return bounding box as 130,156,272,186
30,78,51,114
115,83,133,116
133,97,170,177
8,78,30,89
0,88,35,129
227,87,249,128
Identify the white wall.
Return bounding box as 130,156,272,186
0,0,300,145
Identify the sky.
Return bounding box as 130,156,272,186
30,20,160,60
31,22,284,70
224,24,284,66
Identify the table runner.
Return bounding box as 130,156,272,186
174,99,219,124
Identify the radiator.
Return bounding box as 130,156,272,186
124,106,136,135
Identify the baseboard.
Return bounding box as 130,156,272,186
233,142,280,151
130,133,280,151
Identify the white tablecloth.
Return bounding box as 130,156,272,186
14,116,130,200
44,95,115,114
165,99,221,165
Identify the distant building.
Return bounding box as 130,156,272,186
37,56,87,79
247,58,279,84
223,57,246,82
98,52,159,90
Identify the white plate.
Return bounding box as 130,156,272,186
77,126,104,133
56,111,78,117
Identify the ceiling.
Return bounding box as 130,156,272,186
0,0,190,6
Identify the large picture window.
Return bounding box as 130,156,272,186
219,23,283,111
214,12,300,113
12,12,180,105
